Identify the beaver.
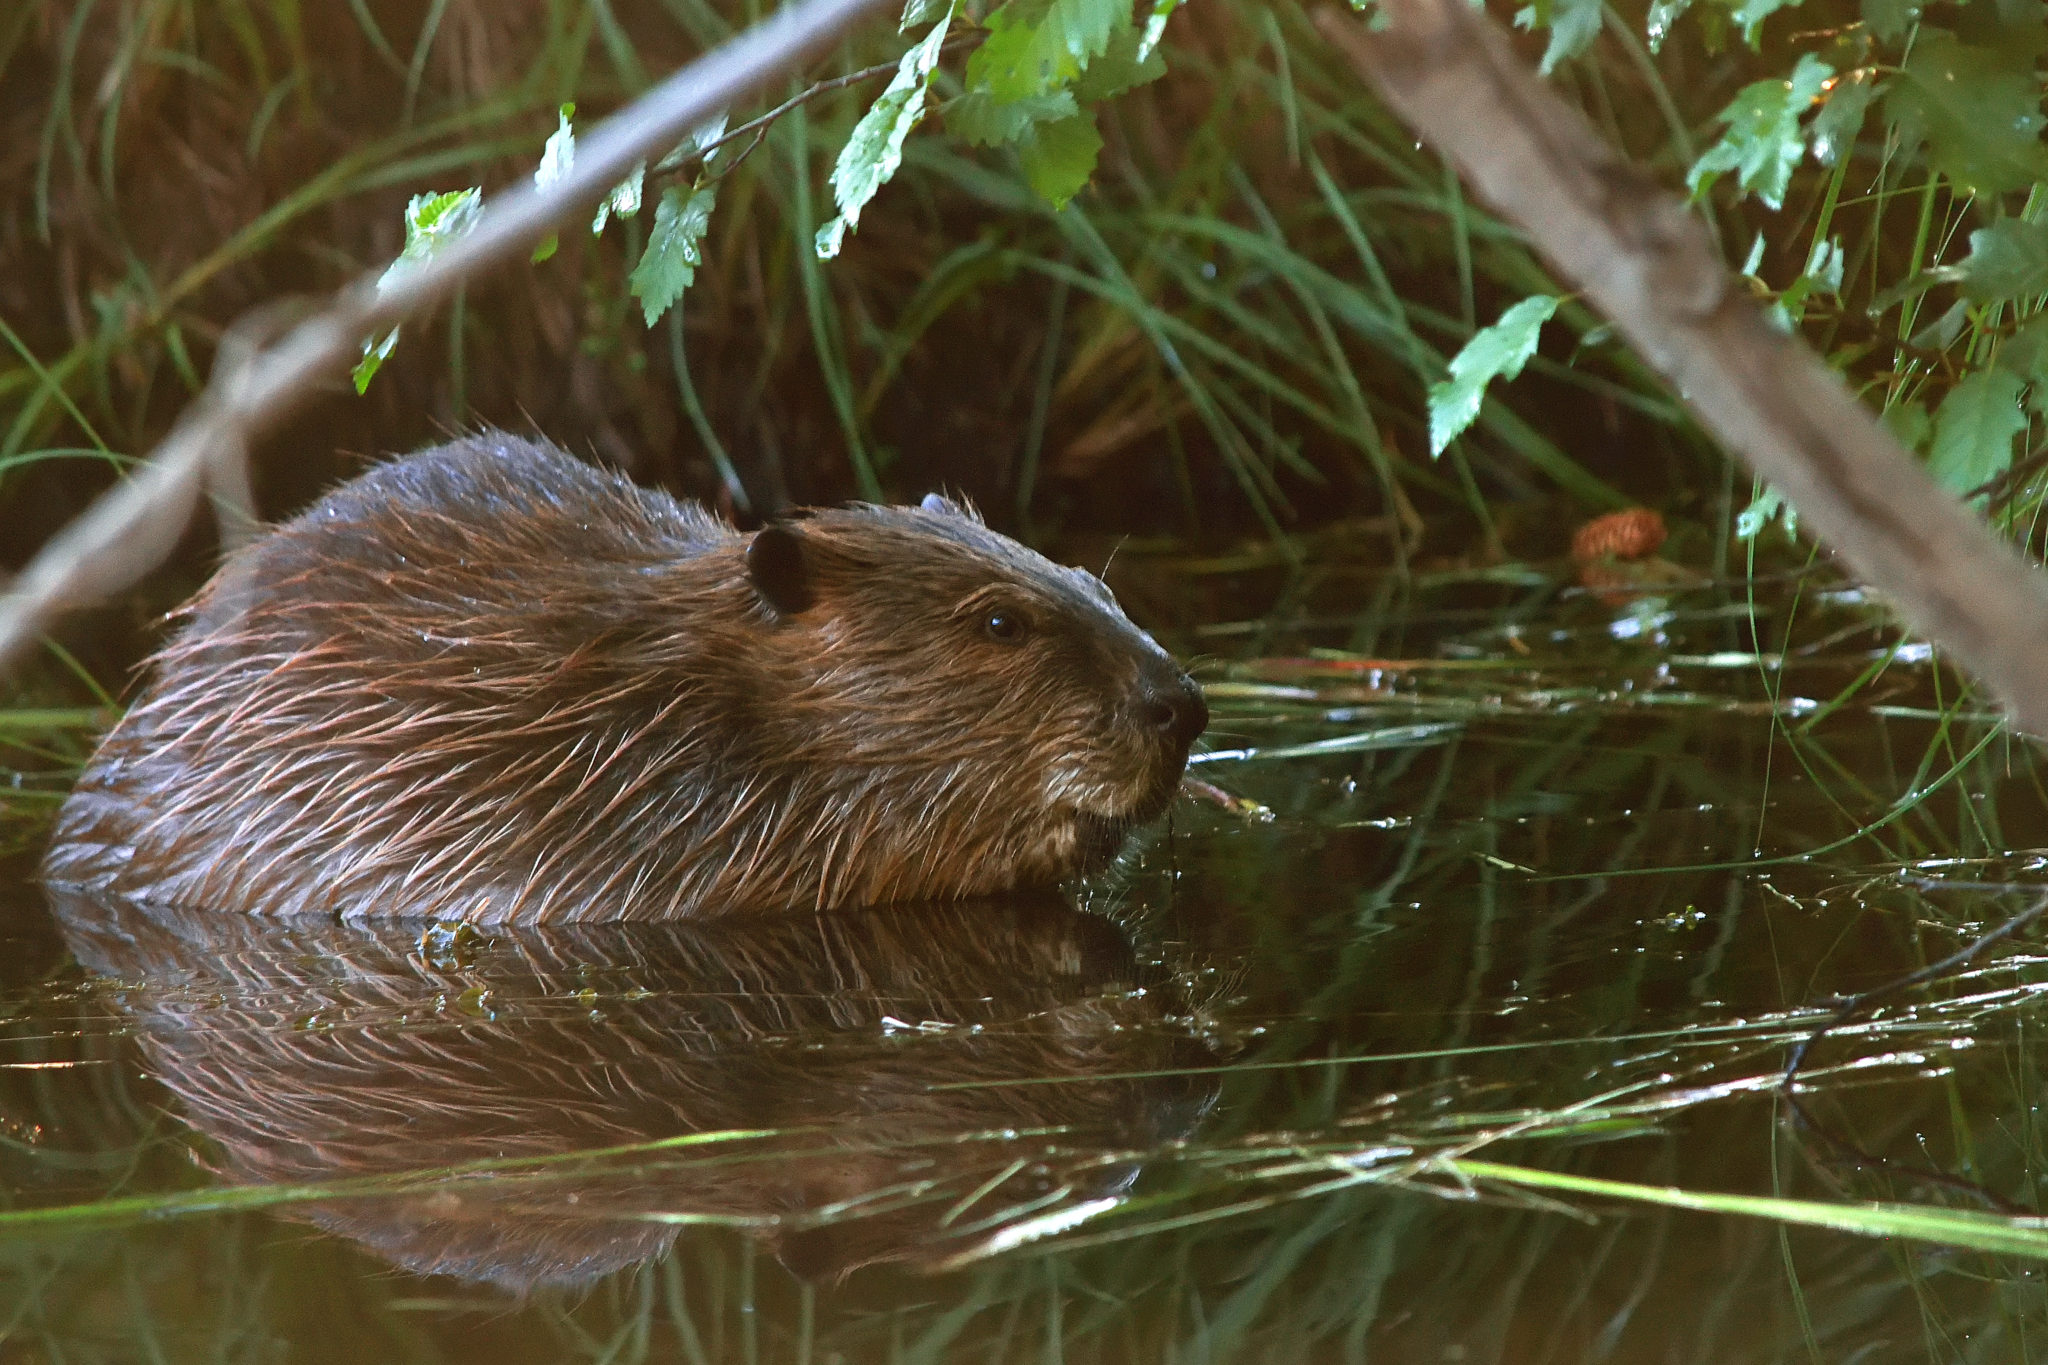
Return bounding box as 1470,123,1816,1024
43,433,1206,922
52,887,1219,1287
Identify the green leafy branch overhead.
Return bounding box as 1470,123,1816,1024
357,0,1184,390
1509,0,2048,542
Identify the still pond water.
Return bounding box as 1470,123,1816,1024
4,553,2048,1363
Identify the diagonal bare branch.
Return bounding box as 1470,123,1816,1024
0,0,899,676
1317,0,2048,741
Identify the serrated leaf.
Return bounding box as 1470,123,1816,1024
1883,401,1931,452
630,183,718,327
2002,316,2048,386
1887,32,2048,197
1019,111,1102,208
1909,299,1968,351
535,104,576,191
1809,71,1877,165
1425,296,1559,456
1071,23,1167,101
1136,0,1184,61
652,113,729,176
966,0,1125,102
532,104,575,263
355,187,482,393
1929,366,2028,495
1729,0,1799,44
1645,0,1692,53
1861,0,1919,40
815,13,952,259
1686,53,1833,210
1513,0,1603,75
943,90,1078,146
404,188,482,244
1736,485,1797,539
1956,219,2048,305
592,162,646,235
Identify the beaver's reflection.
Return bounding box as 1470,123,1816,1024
52,892,1217,1290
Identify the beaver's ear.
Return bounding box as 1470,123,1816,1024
746,523,814,617
919,492,983,523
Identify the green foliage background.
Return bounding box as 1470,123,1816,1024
6,0,2043,603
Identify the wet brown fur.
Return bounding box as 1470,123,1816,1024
44,433,1204,921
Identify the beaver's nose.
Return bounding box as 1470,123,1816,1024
1141,673,1208,749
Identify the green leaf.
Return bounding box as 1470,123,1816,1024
532,104,576,263
1808,71,1877,166
1803,237,1843,295
592,162,646,235
1686,53,1833,210
1887,32,2048,197
355,187,482,394
404,188,482,245
1728,0,1800,44
1883,401,1931,453
1645,0,1692,53
630,183,718,328
1070,22,1168,102
1861,0,1919,40
1929,366,2028,495
1018,111,1102,209
1426,296,1559,456
966,0,1125,102
1735,485,1797,539
816,12,952,260
351,329,398,395
2001,316,2048,387
1956,219,2048,305
1135,0,1184,61
943,90,1078,146
1512,0,1604,75
1909,299,1968,351
900,0,947,27
534,104,575,190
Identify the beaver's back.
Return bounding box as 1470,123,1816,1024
49,435,760,920
188,433,731,647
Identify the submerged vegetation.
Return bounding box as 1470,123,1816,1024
5,0,2048,1359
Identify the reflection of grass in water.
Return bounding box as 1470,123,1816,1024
6,573,2048,1358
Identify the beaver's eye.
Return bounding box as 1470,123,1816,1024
983,609,1029,644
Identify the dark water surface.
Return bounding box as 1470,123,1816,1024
6,563,2048,1362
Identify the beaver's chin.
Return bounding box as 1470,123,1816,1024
1071,811,1140,876
1067,765,1187,876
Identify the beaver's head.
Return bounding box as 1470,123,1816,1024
732,494,1206,900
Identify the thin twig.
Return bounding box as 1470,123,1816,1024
0,0,898,676
1317,1,2048,742
696,33,980,185
699,34,977,162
